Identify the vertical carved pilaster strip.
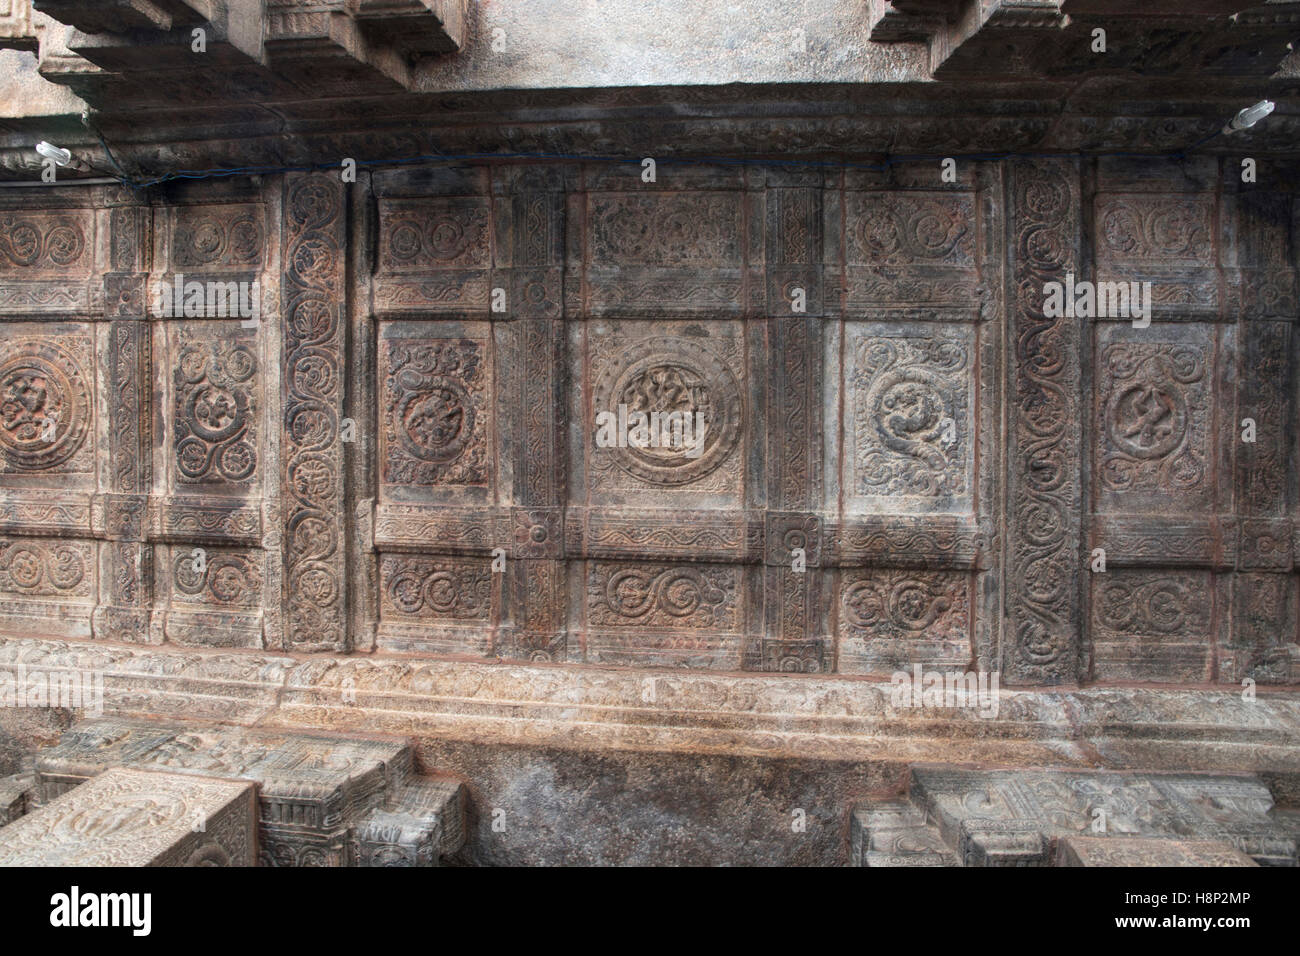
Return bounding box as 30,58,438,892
1229,189,1297,683
1003,159,1083,685
281,173,348,652
511,316,566,661
492,168,568,661
755,178,826,672
95,195,154,642
759,313,826,673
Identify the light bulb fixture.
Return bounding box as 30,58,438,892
1223,100,1275,134
35,141,73,166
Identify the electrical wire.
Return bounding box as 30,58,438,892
94,124,1233,191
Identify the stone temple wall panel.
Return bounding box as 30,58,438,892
0,158,1294,686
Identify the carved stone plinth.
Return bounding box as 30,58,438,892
0,772,34,826
0,765,257,866
25,717,466,866
1057,836,1258,867
853,765,1297,866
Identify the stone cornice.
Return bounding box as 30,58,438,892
3,638,1297,775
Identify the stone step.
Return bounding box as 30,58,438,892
850,800,958,867
20,717,465,866
0,765,257,866
853,764,1297,866
1057,836,1258,867
0,772,34,826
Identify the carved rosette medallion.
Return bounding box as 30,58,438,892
592,335,742,487
0,340,91,472
1099,343,1207,496
174,338,258,484
381,338,488,486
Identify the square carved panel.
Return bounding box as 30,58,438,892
843,321,974,514
837,569,971,674
171,325,260,489
1094,326,1215,513
0,536,94,639
376,553,496,656
378,322,493,496
581,320,746,501
1091,570,1214,682
0,326,94,480
583,559,744,668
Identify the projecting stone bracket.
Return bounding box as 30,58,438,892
34,0,215,35
0,717,468,866
852,764,1298,866
868,0,1300,79
5,0,466,109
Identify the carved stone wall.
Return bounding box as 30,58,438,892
0,156,1296,687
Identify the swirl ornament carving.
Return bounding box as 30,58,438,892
0,539,92,597
172,550,261,608
838,570,970,673
0,339,91,472
0,215,88,270
848,194,972,266
1097,198,1212,264
1006,161,1080,683
1095,574,1206,636
380,556,491,620
172,208,263,268
843,572,964,634
587,562,737,630
282,174,346,651
850,331,970,499
174,337,258,484
380,199,490,271
590,194,741,266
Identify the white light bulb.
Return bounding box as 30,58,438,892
35,141,72,166
1225,100,1275,134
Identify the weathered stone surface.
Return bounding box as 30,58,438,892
855,765,1298,866
24,716,466,866
1056,836,1258,867
0,772,34,825
0,0,1298,868
0,765,257,866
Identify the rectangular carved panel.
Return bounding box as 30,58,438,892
844,321,974,513
379,324,492,494
1090,569,1215,682
584,560,744,669
1003,159,1082,685
837,569,971,675
281,173,347,651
